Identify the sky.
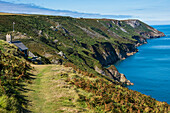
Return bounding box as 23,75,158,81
0,0,170,25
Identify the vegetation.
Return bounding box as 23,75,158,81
0,14,169,112
0,40,31,112
0,15,157,75
21,64,170,113
66,75,170,112
22,65,91,113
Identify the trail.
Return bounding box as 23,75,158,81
22,64,84,113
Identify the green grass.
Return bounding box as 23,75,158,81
22,65,92,113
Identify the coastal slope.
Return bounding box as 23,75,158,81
0,14,165,85
0,14,169,112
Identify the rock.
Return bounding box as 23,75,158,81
104,65,134,85
131,83,134,85
51,58,63,65
91,42,138,66
44,53,53,58
120,27,127,33
38,30,42,35
95,66,106,76
58,51,67,59
132,35,147,45
126,19,141,28
120,73,126,83
126,19,165,38
50,26,54,29
58,51,64,57
53,39,58,43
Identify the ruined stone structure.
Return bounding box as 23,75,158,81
6,34,12,42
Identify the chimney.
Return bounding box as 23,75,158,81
6,34,12,42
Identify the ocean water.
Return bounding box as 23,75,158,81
115,25,170,104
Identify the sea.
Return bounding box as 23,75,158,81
115,25,170,104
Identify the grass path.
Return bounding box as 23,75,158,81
22,64,89,113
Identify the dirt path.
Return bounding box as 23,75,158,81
22,64,88,113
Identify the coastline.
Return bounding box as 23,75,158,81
104,35,165,86
114,27,170,104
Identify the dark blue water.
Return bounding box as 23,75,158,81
115,25,170,104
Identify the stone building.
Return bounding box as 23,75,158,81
6,34,28,56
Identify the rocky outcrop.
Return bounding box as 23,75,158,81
132,35,147,46
95,65,134,85
92,42,139,85
91,41,138,66
140,30,165,39
125,19,165,38
91,42,119,66
126,19,141,28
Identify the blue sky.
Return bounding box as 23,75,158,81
0,0,170,25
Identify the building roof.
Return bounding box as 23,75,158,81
11,41,28,51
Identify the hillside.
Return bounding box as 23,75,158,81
23,64,169,113
0,41,169,112
0,40,31,112
0,16,169,112
0,14,165,85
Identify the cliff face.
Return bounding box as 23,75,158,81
91,42,138,66
91,20,164,85
140,29,165,38
0,15,165,85
125,20,165,38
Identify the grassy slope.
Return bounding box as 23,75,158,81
0,14,154,79
0,40,31,113
0,39,169,112
23,65,91,113
22,64,170,113
0,14,169,112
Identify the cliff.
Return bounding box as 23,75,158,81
88,20,164,85
0,15,165,85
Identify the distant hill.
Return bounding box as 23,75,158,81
0,12,24,15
